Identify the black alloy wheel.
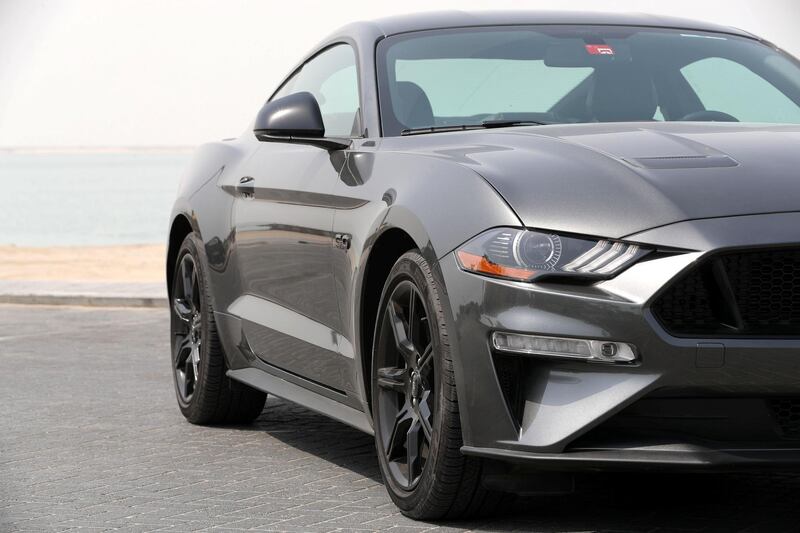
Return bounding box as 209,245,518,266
375,280,435,489
169,234,266,424
172,253,202,405
372,251,505,520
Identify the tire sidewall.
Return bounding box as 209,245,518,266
372,251,452,511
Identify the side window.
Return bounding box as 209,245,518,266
681,57,800,123
271,44,360,137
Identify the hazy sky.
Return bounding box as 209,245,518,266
1,0,798,147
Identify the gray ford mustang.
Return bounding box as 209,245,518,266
167,11,800,519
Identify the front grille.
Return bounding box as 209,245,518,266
769,398,800,439
652,248,800,337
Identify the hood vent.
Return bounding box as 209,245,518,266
625,155,739,170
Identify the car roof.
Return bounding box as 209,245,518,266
332,10,755,44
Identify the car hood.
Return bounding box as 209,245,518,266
386,122,800,239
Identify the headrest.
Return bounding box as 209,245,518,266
587,67,657,122
394,81,434,130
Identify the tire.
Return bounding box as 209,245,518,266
170,233,266,425
371,250,505,520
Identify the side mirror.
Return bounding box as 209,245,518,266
253,92,350,150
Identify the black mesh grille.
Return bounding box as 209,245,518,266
723,252,800,331
769,399,800,439
653,249,800,337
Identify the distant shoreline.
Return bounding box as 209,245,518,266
0,146,197,155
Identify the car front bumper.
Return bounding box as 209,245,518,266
439,212,800,470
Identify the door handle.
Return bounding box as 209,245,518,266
236,176,255,198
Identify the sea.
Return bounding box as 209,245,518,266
0,151,192,247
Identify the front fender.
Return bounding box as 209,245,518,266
333,147,522,422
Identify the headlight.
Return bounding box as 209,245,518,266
455,228,650,282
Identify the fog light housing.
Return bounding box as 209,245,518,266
491,332,637,364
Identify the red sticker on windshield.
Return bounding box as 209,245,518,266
585,44,615,56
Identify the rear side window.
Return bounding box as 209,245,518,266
271,44,360,137
681,58,800,123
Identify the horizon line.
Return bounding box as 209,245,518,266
0,145,199,154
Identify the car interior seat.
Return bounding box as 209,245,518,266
394,81,435,130
587,65,658,122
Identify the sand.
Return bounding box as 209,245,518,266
0,245,166,283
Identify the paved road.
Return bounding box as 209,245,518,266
2,304,800,532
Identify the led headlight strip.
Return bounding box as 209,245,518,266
562,240,642,274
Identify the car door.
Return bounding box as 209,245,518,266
228,44,361,394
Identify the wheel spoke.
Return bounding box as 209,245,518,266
419,415,432,443
173,335,192,367
190,267,200,310
190,344,200,381
417,344,433,374
176,368,188,397
386,302,416,364
173,298,193,322
406,418,422,483
183,357,195,396
181,258,194,304
377,367,407,393
417,391,433,443
385,404,413,458
185,354,195,378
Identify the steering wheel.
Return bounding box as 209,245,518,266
679,110,739,122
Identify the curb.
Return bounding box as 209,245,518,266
0,294,168,308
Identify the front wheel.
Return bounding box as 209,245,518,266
372,251,505,520
170,233,266,424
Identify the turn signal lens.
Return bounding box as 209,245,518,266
455,228,649,282
492,332,637,364
456,251,536,281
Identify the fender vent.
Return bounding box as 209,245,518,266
492,354,526,428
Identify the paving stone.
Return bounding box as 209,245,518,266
3,303,800,532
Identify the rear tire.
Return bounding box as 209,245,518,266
170,233,266,425
372,250,506,520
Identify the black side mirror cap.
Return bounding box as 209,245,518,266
253,92,350,150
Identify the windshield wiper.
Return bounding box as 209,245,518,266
401,124,485,136
481,119,550,128
401,120,550,136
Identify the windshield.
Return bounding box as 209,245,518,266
376,26,800,136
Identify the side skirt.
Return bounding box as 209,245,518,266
227,367,374,435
